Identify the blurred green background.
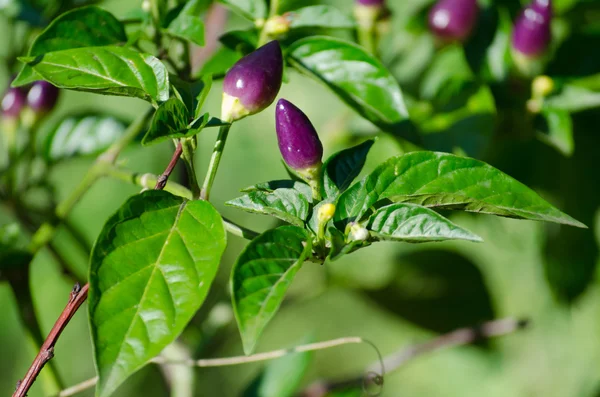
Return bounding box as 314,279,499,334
2,0,600,396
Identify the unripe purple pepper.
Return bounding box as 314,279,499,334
1,86,27,119
27,81,60,113
511,0,552,58
428,0,479,42
275,99,323,172
222,40,283,122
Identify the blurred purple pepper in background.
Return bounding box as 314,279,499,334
356,0,385,6
222,40,283,122
275,99,323,171
512,0,552,58
26,81,60,113
428,0,479,42
1,86,27,118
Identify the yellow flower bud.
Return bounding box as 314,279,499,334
317,203,336,224
532,75,554,98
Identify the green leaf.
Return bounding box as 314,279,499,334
142,97,190,145
44,113,127,161
217,0,267,21
226,189,310,227
89,190,226,397
166,15,205,46
231,226,311,354
194,74,213,119
544,84,600,113
199,46,243,77
0,223,32,271
286,5,355,29
335,151,585,228
537,108,574,157
288,36,408,130
13,6,127,87
323,139,374,199
21,46,169,104
367,203,482,243
241,180,313,204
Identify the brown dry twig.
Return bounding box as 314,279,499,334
13,283,89,397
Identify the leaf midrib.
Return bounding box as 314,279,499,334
103,200,188,393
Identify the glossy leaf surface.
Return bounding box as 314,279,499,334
323,139,374,199
288,36,408,130
89,191,226,397
166,13,205,46
335,152,585,228
21,46,169,104
242,180,312,204
142,97,189,145
13,6,127,86
226,189,310,227
231,226,311,354
367,203,482,242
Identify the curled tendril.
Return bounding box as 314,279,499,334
361,339,385,396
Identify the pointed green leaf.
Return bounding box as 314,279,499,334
89,190,226,397
537,108,574,157
13,6,127,87
217,0,267,21
44,113,127,161
367,203,482,243
166,15,205,46
335,151,585,228
142,97,191,145
323,139,374,199
194,74,213,119
232,226,311,354
287,5,355,30
226,189,310,227
288,36,408,130
544,84,600,113
241,180,312,204
22,46,169,104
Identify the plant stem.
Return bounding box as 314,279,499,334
221,216,259,240
181,139,201,199
357,26,376,55
27,109,152,254
200,123,231,201
257,0,281,46
7,272,65,394
104,165,259,239
13,283,89,397
106,166,194,200
155,142,183,190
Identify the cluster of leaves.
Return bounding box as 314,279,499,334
1,0,596,396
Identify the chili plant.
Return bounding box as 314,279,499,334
0,0,597,396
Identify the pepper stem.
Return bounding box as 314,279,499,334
201,123,232,201
297,163,323,202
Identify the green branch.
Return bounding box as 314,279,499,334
27,108,153,254
200,123,231,201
